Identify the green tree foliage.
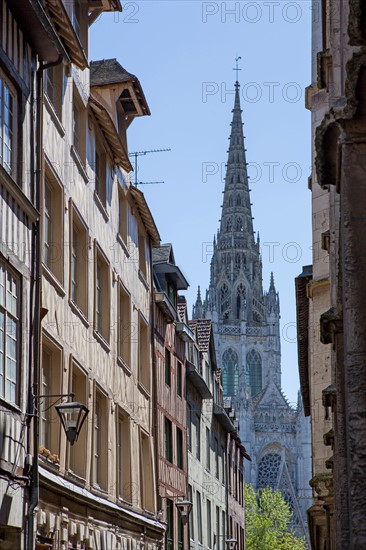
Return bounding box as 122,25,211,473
245,485,307,550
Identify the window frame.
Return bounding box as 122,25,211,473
94,244,110,344
0,72,17,178
0,258,20,404
43,168,64,284
69,204,88,317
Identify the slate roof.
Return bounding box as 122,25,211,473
90,59,136,86
189,319,212,352
152,244,172,265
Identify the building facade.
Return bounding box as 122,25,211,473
194,80,312,540
0,1,67,547
185,313,247,550
297,0,366,548
153,244,191,549
1,1,168,547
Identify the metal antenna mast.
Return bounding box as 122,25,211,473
129,148,171,186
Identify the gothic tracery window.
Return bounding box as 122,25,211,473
236,217,244,232
228,195,233,207
226,218,232,232
236,283,246,318
257,453,281,489
236,194,242,206
220,284,230,317
222,348,239,397
246,349,262,396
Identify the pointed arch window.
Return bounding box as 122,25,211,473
222,349,239,397
236,194,242,206
236,217,244,232
246,349,262,396
220,284,230,316
236,283,246,318
226,218,232,232
235,252,241,271
228,195,233,207
237,174,241,183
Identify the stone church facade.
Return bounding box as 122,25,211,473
193,80,312,540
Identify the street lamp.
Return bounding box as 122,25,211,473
55,400,89,445
213,535,238,550
175,499,193,524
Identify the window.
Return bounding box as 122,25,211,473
72,87,86,163
176,426,183,469
93,390,107,489
94,139,107,208
216,506,220,544
206,427,210,471
221,445,226,483
139,431,154,511
166,498,174,550
165,347,171,386
196,491,203,544
95,248,110,342
118,285,131,367
207,500,212,548
118,187,128,243
247,349,262,397
138,315,150,390
70,208,88,315
215,437,219,479
138,229,147,279
44,173,63,282
188,485,194,540
187,404,192,452
69,362,87,478
165,417,172,462
222,511,226,544
177,360,182,396
222,348,239,397
178,513,184,550
0,260,19,403
117,411,131,502
40,338,62,455
0,76,15,176
195,414,201,460
45,64,63,119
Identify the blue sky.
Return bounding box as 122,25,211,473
90,1,312,405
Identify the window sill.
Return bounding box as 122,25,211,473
117,233,130,257
117,356,132,376
42,264,65,297
70,145,88,183
44,94,65,137
0,398,22,414
91,483,108,497
66,470,87,487
138,269,149,290
93,329,111,352
39,455,60,470
94,191,109,222
69,300,89,328
138,381,151,399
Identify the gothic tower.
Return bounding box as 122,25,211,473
193,78,312,540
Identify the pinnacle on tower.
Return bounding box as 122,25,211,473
192,285,203,319
269,271,276,292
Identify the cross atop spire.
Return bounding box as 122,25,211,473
233,56,242,84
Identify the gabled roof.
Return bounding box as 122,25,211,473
90,59,150,116
252,380,294,411
129,186,160,246
152,244,189,290
189,319,212,353
177,295,188,323
152,244,174,265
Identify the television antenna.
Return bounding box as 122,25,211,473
129,148,171,186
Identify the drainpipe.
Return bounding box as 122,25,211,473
27,55,63,550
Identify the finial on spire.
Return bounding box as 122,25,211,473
197,285,202,301
233,56,242,84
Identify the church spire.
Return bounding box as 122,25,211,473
219,75,254,242
192,285,203,319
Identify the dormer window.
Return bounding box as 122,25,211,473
167,282,176,307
